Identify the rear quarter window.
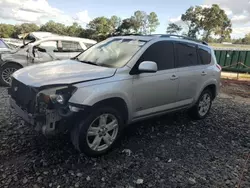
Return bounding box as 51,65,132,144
198,46,211,65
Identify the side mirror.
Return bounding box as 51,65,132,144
138,61,158,73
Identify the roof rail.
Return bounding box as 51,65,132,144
159,34,208,45
123,33,143,36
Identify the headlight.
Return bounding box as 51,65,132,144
50,94,65,104
56,95,64,104
38,86,77,105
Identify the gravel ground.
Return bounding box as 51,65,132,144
0,85,250,188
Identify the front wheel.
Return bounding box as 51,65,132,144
0,63,21,86
188,89,213,120
70,106,124,157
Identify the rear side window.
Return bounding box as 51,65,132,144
138,41,175,70
176,42,198,67
198,46,211,65
61,41,83,52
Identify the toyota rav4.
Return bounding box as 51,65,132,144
8,34,221,156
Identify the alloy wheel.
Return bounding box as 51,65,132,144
86,113,119,152
1,67,16,85
198,93,211,117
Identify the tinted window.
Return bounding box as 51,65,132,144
138,41,174,70
176,42,198,67
198,46,211,65
61,41,83,52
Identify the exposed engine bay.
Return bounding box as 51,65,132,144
8,78,80,136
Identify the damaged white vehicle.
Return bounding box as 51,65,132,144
9,35,221,156
0,36,97,86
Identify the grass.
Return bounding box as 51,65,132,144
209,43,250,50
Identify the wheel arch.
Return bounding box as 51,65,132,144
1,61,23,69
91,97,129,124
196,83,217,102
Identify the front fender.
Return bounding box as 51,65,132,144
69,80,133,119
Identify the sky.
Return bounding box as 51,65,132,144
0,0,249,38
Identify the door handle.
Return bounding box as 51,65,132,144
170,74,179,80
201,71,207,76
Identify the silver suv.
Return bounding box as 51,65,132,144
8,34,221,156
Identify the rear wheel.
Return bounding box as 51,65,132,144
188,89,212,120
71,106,124,157
0,63,21,86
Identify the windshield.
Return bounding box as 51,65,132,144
76,38,146,68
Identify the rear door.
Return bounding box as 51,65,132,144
175,42,204,106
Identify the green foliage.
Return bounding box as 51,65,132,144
67,22,83,37
40,21,67,35
181,6,202,38
115,18,139,35
166,23,182,34
14,23,39,36
148,12,160,34
1,5,232,43
0,24,15,38
200,4,232,41
177,4,232,41
110,15,122,33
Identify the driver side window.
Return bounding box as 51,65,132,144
137,41,175,71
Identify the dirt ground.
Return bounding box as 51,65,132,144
0,80,249,188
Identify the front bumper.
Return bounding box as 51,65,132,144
9,97,35,125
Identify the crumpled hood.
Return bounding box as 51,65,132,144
12,59,116,87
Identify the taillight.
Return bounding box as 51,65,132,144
216,64,222,71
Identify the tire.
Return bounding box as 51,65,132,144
188,89,213,120
0,63,21,86
70,106,124,157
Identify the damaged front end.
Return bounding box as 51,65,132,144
8,78,80,136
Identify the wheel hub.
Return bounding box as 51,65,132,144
86,113,119,151
2,67,17,84
198,93,211,116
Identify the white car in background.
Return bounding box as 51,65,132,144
0,36,97,86
3,32,59,49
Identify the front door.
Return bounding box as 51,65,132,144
33,40,60,64
132,41,179,118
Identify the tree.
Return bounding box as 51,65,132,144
110,15,122,33
201,4,232,41
87,17,112,36
115,18,138,35
166,23,182,34
242,33,250,44
67,22,83,37
0,24,15,38
147,12,160,34
214,19,232,43
80,29,95,39
40,21,67,35
181,6,202,38
130,10,148,33
13,23,39,37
